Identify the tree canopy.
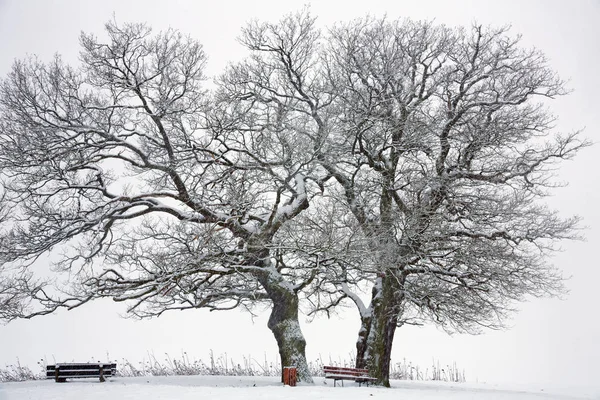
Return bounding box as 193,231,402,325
0,11,587,386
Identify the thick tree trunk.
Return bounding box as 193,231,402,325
268,294,312,383
356,274,404,387
255,265,313,384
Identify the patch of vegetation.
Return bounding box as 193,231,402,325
0,352,465,383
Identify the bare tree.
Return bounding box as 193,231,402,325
0,188,25,319
208,10,342,381
0,20,325,382
188,12,587,386
0,11,587,388
314,18,588,386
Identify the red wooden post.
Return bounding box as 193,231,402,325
289,367,297,386
283,366,297,386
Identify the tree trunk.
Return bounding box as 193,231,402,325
355,313,371,369
268,294,312,384
255,265,313,384
357,274,404,387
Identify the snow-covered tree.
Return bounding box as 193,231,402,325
315,18,587,386
0,20,325,382
0,189,25,319
232,13,587,386
0,11,587,388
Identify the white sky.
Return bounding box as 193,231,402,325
0,0,598,388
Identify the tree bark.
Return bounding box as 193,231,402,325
355,313,371,369
356,274,404,387
267,286,313,383
268,296,312,383
255,263,313,384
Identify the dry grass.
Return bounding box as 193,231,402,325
0,352,465,383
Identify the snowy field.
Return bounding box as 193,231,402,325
1,375,598,400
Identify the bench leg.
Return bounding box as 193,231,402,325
54,367,66,383
99,366,105,383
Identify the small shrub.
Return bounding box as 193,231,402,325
0,359,44,382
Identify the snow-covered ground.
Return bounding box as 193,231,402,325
1,375,598,400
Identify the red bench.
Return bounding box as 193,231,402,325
323,366,377,387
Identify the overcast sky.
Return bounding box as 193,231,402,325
0,0,598,388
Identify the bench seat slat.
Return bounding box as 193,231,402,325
325,374,370,379
324,369,368,375
325,373,367,378
46,374,113,377
323,367,368,372
324,369,368,373
46,371,115,377
47,363,116,371
46,368,116,372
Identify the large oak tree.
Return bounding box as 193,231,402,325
0,20,324,383
315,18,587,386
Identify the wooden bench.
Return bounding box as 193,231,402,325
46,363,117,382
323,365,377,387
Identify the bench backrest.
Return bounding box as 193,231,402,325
46,363,117,379
323,366,369,377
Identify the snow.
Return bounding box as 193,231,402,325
340,282,370,319
273,173,307,221
1,375,597,400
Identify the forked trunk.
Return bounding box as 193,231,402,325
356,274,404,387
